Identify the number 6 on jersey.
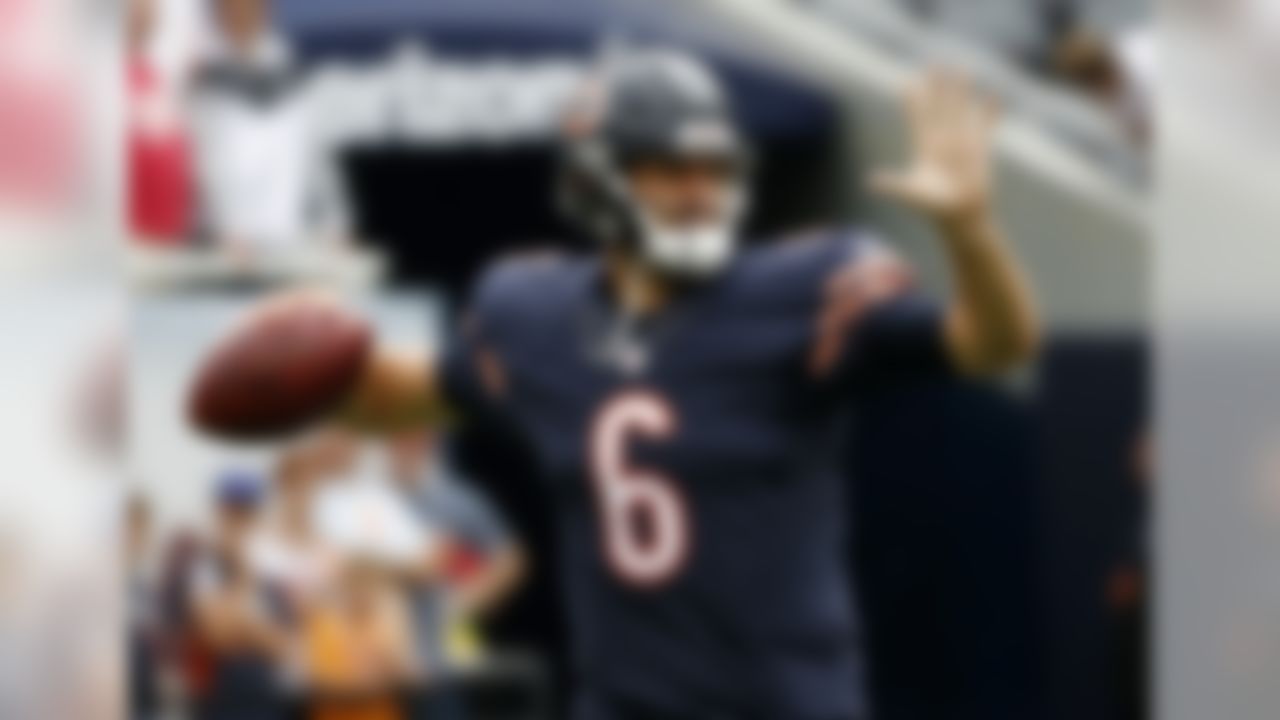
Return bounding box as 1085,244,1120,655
589,391,691,588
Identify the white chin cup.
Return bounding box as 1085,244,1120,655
635,191,746,279
638,220,737,278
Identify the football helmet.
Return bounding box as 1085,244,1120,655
557,49,752,279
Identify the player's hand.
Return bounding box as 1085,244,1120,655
871,69,999,229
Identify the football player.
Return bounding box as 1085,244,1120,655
260,50,1037,719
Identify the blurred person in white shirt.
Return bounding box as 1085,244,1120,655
307,428,438,587
250,447,340,628
191,0,350,261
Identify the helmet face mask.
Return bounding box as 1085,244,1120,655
557,49,753,281
632,207,742,280
624,157,748,279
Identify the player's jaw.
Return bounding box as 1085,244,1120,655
622,154,749,281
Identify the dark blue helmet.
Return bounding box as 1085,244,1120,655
557,49,752,278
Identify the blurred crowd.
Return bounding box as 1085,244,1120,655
874,0,1153,144
126,428,533,720
126,0,1152,259
127,0,363,286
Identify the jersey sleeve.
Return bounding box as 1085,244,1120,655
809,231,952,391
843,293,950,388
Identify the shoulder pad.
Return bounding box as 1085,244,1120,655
470,247,577,322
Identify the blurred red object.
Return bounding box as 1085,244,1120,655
127,56,191,244
440,537,487,584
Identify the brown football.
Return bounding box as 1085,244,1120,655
188,296,373,442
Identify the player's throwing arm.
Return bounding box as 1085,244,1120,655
188,291,444,441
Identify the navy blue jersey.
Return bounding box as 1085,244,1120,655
443,229,949,719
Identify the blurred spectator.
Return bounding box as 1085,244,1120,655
308,428,361,483
126,494,161,720
1047,25,1123,102
157,529,210,713
127,0,193,244
191,0,350,262
251,447,339,626
301,557,419,720
191,470,289,720
311,429,432,571
883,0,1152,145
894,0,1145,69
1113,25,1155,142
387,429,526,720
1047,21,1152,144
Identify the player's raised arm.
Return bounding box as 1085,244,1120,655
871,70,1040,375
188,291,449,441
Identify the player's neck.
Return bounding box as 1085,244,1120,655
605,249,672,316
